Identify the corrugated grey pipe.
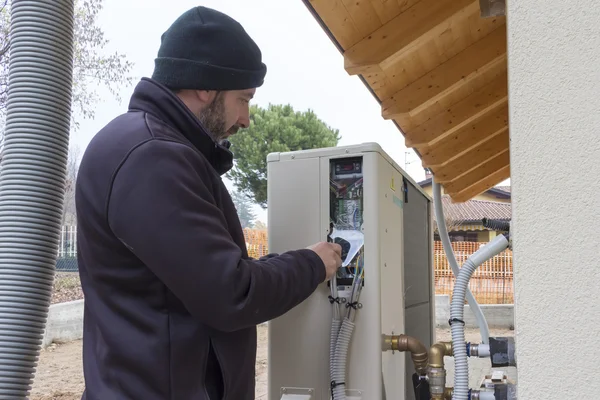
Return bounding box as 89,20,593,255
432,179,490,344
0,0,74,397
450,234,509,400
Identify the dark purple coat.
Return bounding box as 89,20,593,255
75,78,325,399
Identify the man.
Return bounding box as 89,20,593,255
75,6,342,400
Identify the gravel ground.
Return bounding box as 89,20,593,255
30,325,513,399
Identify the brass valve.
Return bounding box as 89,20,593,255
382,334,428,376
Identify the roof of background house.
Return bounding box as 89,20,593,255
436,195,512,226
418,178,512,200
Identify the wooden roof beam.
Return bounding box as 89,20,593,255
343,0,478,75
450,164,510,203
443,150,510,195
419,103,508,168
306,0,364,49
404,70,508,147
381,25,507,121
430,129,509,183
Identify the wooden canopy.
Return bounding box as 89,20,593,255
302,0,509,203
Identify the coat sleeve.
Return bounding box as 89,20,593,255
107,139,325,332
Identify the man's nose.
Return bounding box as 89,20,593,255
238,116,250,129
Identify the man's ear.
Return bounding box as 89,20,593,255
195,90,217,105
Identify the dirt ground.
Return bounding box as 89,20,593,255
30,326,512,399
29,325,270,400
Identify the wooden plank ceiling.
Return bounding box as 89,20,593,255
302,0,509,203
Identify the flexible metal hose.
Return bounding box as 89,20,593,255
0,0,74,397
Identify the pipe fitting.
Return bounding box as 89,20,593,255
489,337,517,367
431,385,453,400
492,383,518,400
429,341,452,368
469,342,490,358
470,389,496,399
382,334,428,375
428,341,453,398
428,367,446,399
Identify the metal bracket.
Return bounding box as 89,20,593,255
346,389,363,400
280,387,314,400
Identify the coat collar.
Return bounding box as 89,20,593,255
128,77,233,176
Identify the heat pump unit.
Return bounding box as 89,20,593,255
266,143,435,400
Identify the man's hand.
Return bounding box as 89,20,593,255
307,242,342,281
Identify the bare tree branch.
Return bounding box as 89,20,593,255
0,42,8,59
0,0,134,132
61,144,81,225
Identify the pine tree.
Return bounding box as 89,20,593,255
230,190,257,229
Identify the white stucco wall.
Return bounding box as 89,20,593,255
507,1,600,398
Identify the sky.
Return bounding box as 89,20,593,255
73,0,507,223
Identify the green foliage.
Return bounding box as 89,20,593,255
230,189,256,229
0,0,134,135
227,104,341,208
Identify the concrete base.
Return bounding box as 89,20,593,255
435,295,514,329
42,299,84,348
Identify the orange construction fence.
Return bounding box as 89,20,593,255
243,229,514,305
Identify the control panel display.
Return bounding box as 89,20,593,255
329,157,365,287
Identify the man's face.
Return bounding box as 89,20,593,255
196,89,255,143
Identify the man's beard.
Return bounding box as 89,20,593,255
197,93,229,143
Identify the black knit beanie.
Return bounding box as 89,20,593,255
151,6,267,91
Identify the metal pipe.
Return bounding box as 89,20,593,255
0,0,74,397
444,387,454,399
468,342,492,360
428,341,452,368
427,341,452,399
428,366,446,400
382,334,428,375
432,179,490,344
